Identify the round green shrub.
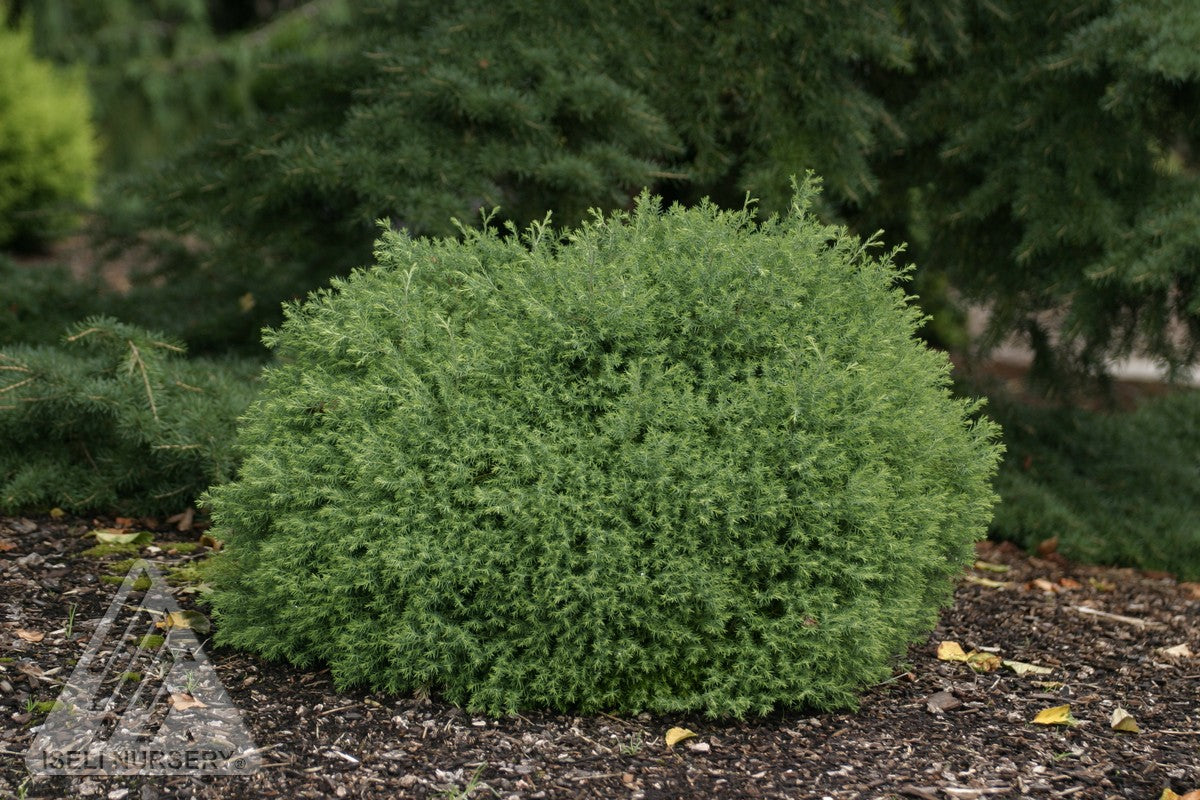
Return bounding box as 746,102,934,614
0,21,97,248
205,183,1002,717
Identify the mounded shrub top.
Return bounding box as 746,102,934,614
206,184,1001,717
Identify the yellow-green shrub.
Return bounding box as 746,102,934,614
0,21,97,248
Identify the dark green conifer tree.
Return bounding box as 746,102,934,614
102,0,924,352
859,0,1200,382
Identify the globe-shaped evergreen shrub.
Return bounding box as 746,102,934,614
205,184,1001,717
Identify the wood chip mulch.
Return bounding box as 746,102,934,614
1,514,1198,800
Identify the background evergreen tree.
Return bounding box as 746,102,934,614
6,0,328,175
100,0,926,353
95,0,1200,383
858,0,1200,382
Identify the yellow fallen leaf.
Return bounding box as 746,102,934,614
973,560,1010,573
198,533,223,551
664,727,697,748
1110,707,1139,733
1160,790,1178,800
966,652,1002,673
156,610,212,634
1003,659,1053,676
1088,577,1116,592
49,507,65,519
15,629,44,643
963,575,1011,588
1032,704,1078,726
937,641,969,662
169,692,207,711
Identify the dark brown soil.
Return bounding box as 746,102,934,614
2,514,1198,800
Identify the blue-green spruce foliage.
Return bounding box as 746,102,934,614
205,186,1001,716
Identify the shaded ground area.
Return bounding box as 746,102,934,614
2,514,1198,799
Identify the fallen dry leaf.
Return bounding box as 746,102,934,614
665,727,697,748
1003,659,1053,677
169,692,208,711
198,533,223,551
1161,790,1200,800
1029,578,1059,593
1036,536,1059,556
1179,583,1200,600
965,651,1002,673
1057,577,1082,590
964,575,1012,588
1159,643,1195,659
0,538,18,552
49,507,65,519
91,529,153,546
15,629,44,643
156,610,212,634
973,560,1010,574
937,641,968,662
1032,704,1078,726
1088,577,1116,592
1110,707,1139,733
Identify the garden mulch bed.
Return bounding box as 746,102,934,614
2,513,1198,800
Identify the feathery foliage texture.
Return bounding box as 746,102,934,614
988,389,1200,580
0,19,96,249
205,186,1002,717
0,317,257,515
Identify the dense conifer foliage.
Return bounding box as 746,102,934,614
0,318,256,514
204,186,1001,716
861,0,1200,379
989,389,1200,580
101,0,915,353
93,0,1200,382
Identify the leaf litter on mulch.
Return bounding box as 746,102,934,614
1,514,1198,799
